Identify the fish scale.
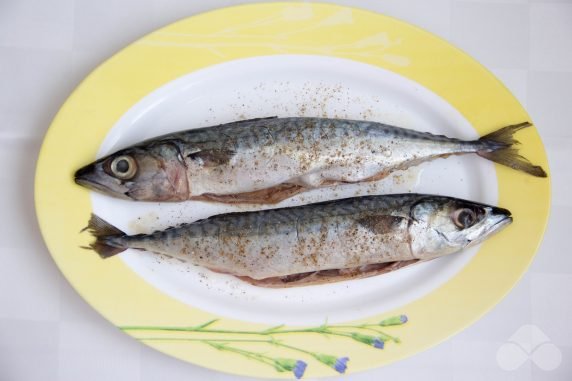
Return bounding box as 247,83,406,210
87,194,512,287
75,117,546,203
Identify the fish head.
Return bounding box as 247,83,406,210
408,196,512,259
74,142,189,201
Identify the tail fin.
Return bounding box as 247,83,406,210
477,122,547,178
82,214,127,258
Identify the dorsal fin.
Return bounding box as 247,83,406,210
357,215,407,234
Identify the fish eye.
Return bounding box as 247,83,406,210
110,155,137,179
452,208,477,229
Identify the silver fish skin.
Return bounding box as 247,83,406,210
87,194,512,287
75,117,546,204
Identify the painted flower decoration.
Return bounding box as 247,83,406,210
373,337,385,349
293,360,308,379
313,354,350,374
379,314,408,326
350,332,385,349
122,313,409,378
334,357,350,373
274,358,307,379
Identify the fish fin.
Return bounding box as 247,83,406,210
357,215,406,234
477,122,547,177
84,214,127,258
88,241,126,259
85,214,124,236
187,149,235,167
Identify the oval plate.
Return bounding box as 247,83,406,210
35,3,550,379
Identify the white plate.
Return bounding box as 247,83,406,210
92,55,497,325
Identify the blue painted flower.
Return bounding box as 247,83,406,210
373,338,385,349
274,358,307,379
334,356,349,373
379,314,408,326
350,332,385,349
293,360,307,379
313,353,350,374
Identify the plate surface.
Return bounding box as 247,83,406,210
35,3,550,378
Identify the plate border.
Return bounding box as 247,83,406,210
35,2,550,378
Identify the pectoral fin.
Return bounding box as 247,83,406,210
357,215,408,234
187,149,235,167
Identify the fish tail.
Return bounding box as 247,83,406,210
476,122,547,177
83,214,127,258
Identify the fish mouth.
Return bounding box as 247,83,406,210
74,162,95,179
493,206,512,219
75,176,111,193
490,206,513,232
484,206,513,237
466,207,513,247
74,164,132,200
75,164,105,191
467,208,512,247
489,215,513,232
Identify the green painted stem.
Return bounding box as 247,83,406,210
204,341,276,368
139,336,317,356
122,325,377,337
139,337,274,344
120,325,320,334
120,317,406,346
138,336,336,370
273,341,314,356
344,326,399,343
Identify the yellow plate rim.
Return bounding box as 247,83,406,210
35,2,550,378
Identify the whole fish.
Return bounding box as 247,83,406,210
75,117,546,204
86,194,512,287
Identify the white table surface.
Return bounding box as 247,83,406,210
1,1,570,380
